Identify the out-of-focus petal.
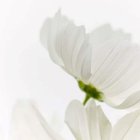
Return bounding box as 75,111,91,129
104,90,140,109
10,100,65,140
111,109,140,140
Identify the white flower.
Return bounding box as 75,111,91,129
40,10,140,109
10,99,140,140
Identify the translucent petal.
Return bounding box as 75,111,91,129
89,27,131,88
111,109,140,140
88,25,140,108
101,43,140,97
75,41,92,82
104,90,140,109
40,10,90,80
11,101,64,140
89,24,131,79
40,11,65,66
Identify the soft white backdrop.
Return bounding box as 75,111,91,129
1,0,140,139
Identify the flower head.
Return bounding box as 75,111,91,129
40,10,140,109
10,99,140,140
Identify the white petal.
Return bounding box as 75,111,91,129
89,27,131,88
65,100,90,140
96,41,140,108
89,24,131,79
86,100,112,140
97,106,112,140
111,109,140,140
40,10,64,67
104,90,140,109
75,41,92,82
65,99,111,140
89,24,114,47
40,10,90,81
102,43,140,97
11,100,64,140
85,100,101,140
88,24,140,108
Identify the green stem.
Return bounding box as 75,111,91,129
83,95,90,105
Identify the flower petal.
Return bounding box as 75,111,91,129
88,25,140,108
40,10,90,81
111,109,140,140
65,100,90,140
97,106,112,140
65,99,112,140
96,41,140,108
105,90,140,109
89,24,131,78
86,100,112,140
40,10,64,67
85,100,101,140
11,100,64,140
101,42,140,97
89,26,131,88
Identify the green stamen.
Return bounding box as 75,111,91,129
78,80,104,105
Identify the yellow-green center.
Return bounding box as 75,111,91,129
78,80,104,104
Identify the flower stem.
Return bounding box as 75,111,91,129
83,95,90,105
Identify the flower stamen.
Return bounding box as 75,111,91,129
78,80,104,105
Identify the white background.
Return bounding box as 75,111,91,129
1,0,140,139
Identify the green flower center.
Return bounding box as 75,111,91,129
78,80,104,104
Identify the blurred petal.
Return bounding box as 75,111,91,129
111,109,140,140
11,100,64,140
105,90,140,109
40,10,65,66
